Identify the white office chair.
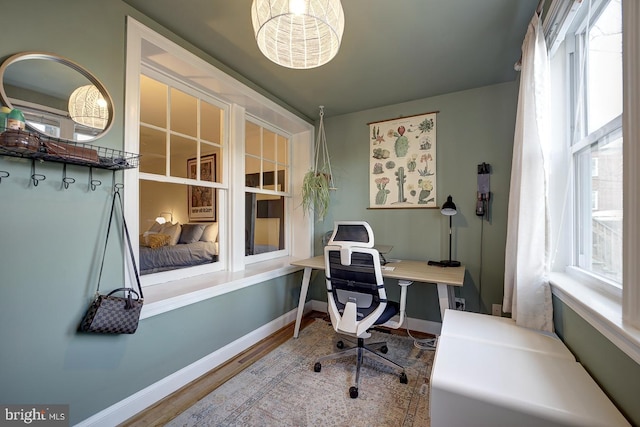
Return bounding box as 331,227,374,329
313,221,409,398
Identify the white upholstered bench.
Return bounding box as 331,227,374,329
430,309,630,427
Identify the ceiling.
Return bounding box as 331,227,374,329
122,0,538,121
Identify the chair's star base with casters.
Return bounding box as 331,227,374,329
312,221,412,398
313,328,408,398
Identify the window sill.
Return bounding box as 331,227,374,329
140,257,304,319
549,271,640,365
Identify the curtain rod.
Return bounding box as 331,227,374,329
514,0,547,71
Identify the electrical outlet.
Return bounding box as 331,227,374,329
455,298,465,311
492,304,502,316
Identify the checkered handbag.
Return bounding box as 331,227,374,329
80,288,142,334
79,189,144,334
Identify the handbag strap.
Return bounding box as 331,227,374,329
96,188,143,300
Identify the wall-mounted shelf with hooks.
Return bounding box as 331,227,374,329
0,129,139,171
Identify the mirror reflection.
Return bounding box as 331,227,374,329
0,52,114,142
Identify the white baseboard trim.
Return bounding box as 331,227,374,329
74,302,312,427
75,300,441,426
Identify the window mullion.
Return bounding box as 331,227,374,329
196,98,202,180
165,85,171,177
260,127,264,189
622,0,640,326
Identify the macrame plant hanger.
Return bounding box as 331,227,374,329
302,106,336,221
315,106,336,190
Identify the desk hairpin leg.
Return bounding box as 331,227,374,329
293,266,313,338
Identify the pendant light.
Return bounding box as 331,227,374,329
68,84,108,130
251,0,345,69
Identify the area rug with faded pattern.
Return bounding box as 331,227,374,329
167,318,434,426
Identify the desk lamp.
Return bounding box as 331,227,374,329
429,195,461,267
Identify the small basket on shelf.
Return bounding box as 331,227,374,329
0,128,140,170
0,129,40,153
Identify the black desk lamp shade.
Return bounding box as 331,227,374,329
436,195,461,267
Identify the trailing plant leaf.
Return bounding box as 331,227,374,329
302,170,331,221
302,106,334,221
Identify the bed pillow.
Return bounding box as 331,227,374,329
148,233,171,248
140,233,171,248
179,223,207,244
139,231,158,246
161,222,182,246
200,222,219,242
148,221,164,233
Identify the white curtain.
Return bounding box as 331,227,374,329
503,12,554,332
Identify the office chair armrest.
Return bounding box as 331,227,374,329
397,279,412,315
337,300,389,336
380,280,412,330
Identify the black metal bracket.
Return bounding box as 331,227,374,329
30,159,46,187
89,167,101,191
62,163,76,189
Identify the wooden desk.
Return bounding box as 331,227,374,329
290,255,465,338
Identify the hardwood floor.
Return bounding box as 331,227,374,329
119,311,433,426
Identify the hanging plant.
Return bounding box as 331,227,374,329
302,106,336,221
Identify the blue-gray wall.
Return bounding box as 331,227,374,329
309,78,640,425
310,82,518,321
1,1,638,426
0,1,303,424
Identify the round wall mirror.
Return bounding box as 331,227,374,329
0,52,114,142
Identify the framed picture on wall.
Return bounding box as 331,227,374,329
368,111,438,209
188,154,216,221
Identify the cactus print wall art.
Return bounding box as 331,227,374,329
369,111,438,209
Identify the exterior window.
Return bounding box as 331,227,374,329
138,73,225,276
13,101,102,142
14,103,100,141
570,0,622,283
245,119,289,258
17,106,66,138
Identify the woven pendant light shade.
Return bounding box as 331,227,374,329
251,0,345,69
68,85,108,130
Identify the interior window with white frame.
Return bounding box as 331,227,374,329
568,0,623,285
244,118,290,260
124,18,314,308
138,72,226,279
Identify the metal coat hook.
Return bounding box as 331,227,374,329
62,164,76,189
30,159,46,187
0,171,9,183
89,167,101,191
111,171,124,192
